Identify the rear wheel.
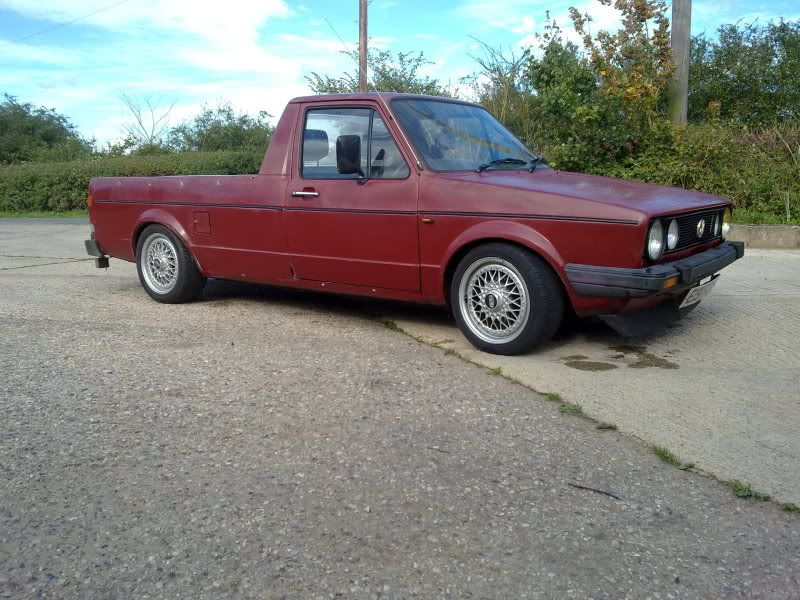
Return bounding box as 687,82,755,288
450,243,564,355
136,224,206,303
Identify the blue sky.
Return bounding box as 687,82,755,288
1,0,796,145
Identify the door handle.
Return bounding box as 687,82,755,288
291,190,320,198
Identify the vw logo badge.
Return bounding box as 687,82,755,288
696,219,706,238
486,294,497,309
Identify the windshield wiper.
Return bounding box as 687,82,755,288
476,157,528,172
529,156,546,172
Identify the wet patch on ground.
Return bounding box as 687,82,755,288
563,360,619,372
610,345,679,369
558,346,677,372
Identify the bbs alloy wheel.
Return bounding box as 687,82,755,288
136,225,206,303
141,233,179,295
450,243,564,355
458,257,530,345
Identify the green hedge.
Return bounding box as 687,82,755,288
1,133,797,224
0,150,262,212
599,122,800,225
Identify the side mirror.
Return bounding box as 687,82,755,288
336,135,362,176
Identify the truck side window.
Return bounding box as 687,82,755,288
301,108,409,180
370,114,410,179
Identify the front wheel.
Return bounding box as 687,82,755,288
450,243,564,355
136,224,206,303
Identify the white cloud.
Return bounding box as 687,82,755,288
516,34,538,49
0,0,311,143
277,34,346,55
511,16,536,34
456,0,541,32
0,0,290,41
457,0,622,46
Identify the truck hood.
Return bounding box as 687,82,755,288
439,169,730,217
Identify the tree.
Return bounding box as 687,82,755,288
521,17,597,153
0,94,93,164
569,0,674,124
462,39,534,146
688,20,800,124
120,92,175,154
504,0,675,171
167,102,274,152
306,49,453,96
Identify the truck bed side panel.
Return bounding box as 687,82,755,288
90,174,290,283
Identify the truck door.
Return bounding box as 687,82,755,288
284,104,420,292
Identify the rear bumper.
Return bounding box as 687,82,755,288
85,239,109,268
85,239,105,257
565,241,744,298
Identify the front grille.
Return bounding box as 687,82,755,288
669,208,722,252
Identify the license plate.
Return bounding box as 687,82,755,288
679,276,718,308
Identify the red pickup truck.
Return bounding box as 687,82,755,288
86,93,743,355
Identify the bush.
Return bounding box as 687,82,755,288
511,1,675,173
0,94,94,164
307,49,452,96
168,102,274,153
0,150,262,212
689,20,800,125
602,122,800,223
474,8,800,223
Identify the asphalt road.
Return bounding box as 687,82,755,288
1,219,799,599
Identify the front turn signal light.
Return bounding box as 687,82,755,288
87,193,94,207
662,275,679,289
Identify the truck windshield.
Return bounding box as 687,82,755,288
391,98,539,172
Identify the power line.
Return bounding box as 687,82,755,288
0,0,134,48
323,17,377,93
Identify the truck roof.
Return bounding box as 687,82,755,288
288,92,479,107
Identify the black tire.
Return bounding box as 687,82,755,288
135,224,206,303
450,243,564,355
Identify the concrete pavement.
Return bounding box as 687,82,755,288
387,249,800,504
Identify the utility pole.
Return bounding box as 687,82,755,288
358,0,368,93
668,0,691,126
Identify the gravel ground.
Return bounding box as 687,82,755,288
1,221,799,599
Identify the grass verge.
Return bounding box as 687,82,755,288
727,480,771,501
651,445,681,466
596,422,618,431
0,210,88,218
559,402,584,416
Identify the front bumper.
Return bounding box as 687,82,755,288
565,241,744,298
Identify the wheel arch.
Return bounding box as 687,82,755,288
131,209,205,273
132,209,194,257
441,224,569,313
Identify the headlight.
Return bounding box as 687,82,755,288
721,207,732,240
666,219,679,250
646,220,665,261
